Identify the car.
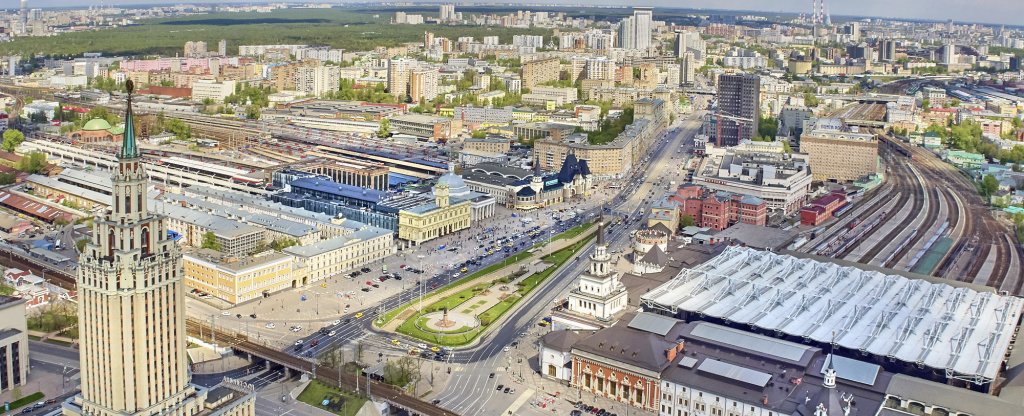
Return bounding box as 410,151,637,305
293,344,303,352
417,343,428,349
503,387,511,393
365,281,373,286
290,326,302,332
361,287,370,292
265,323,276,329
393,275,402,281
332,319,341,325
503,346,510,352
571,411,583,416
460,267,468,273
250,314,257,319
392,339,401,345
489,372,495,379
431,399,441,405
295,340,304,345
32,403,45,410
355,312,363,319
328,330,336,336
430,346,440,353
20,408,31,414
310,339,320,347
372,284,380,288
453,272,461,278
44,399,57,405
360,267,371,273
344,318,352,324
496,384,504,391
400,264,407,269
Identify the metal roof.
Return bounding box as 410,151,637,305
641,246,1024,385
689,321,812,362
677,356,698,368
820,353,880,386
696,359,772,388
626,312,678,336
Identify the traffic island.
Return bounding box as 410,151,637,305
378,225,596,347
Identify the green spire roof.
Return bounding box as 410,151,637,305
119,80,139,159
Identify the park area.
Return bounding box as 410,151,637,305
378,223,596,346
297,380,368,416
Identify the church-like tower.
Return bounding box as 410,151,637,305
65,80,202,416
567,220,628,322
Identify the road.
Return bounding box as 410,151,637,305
426,112,704,415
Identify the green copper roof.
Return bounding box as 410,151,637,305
82,118,113,131
119,80,139,159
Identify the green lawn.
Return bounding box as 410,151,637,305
551,222,595,242
9,392,45,411
297,380,367,416
395,234,594,346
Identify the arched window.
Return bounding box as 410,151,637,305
141,227,150,256
124,186,131,214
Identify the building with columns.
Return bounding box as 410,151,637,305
62,80,255,416
556,221,628,330
397,170,494,245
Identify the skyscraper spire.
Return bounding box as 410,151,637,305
119,79,139,160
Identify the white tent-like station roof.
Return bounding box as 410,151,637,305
640,246,1024,385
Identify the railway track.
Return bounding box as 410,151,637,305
856,149,924,264
883,186,940,270
831,148,910,259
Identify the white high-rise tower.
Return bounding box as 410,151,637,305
63,81,254,416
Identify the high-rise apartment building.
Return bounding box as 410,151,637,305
217,39,227,57
62,80,254,416
513,35,545,48
295,66,341,97
674,30,706,60
521,57,561,89
388,57,415,100
409,67,439,103
617,17,635,49
679,51,697,85
183,41,207,58
439,4,456,22
715,73,761,146
632,7,653,50
879,39,897,62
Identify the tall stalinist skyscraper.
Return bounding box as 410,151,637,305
64,80,254,416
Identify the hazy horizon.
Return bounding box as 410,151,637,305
13,0,1024,27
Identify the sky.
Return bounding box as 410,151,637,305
19,0,1024,26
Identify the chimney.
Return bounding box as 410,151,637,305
666,347,677,362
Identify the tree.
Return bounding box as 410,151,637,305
470,130,487,139
803,93,819,107
163,118,191,140
244,105,260,120
76,238,89,253
981,174,1000,198
757,116,779,140
377,118,391,138
201,231,221,251
16,151,47,174
0,172,15,185
680,215,696,228
921,99,931,112
2,128,25,152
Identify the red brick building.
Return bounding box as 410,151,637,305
569,313,687,412
668,185,767,231
799,192,848,226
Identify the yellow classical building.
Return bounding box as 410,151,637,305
398,183,472,245
183,249,299,304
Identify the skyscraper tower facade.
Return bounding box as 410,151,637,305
64,81,254,416
716,73,761,146
632,7,653,50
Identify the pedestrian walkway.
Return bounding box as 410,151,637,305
378,225,598,333
502,388,535,416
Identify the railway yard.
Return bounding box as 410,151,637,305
800,136,1022,296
